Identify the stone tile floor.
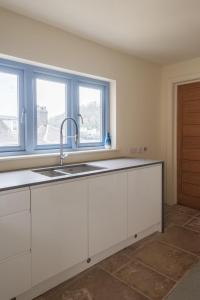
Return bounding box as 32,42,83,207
35,204,200,300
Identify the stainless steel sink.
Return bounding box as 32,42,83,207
59,164,105,174
33,169,66,178
32,163,106,178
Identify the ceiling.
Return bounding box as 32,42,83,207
0,0,200,65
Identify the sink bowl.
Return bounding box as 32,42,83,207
33,169,66,178
32,163,106,178
59,164,105,174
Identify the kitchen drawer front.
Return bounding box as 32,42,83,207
0,189,30,217
0,211,31,262
0,253,31,300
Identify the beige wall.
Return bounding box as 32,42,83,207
0,8,162,171
161,57,200,204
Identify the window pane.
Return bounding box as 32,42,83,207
79,86,102,143
0,71,19,147
36,78,66,145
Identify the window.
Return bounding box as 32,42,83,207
0,58,109,155
0,67,24,151
78,85,103,145
35,77,67,146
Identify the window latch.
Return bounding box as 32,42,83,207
20,109,25,124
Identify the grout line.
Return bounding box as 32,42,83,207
165,205,200,218
98,257,132,275
110,269,153,300
194,213,200,217
187,216,200,220
160,221,200,259
113,244,178,281
160,240,200,258
164,215,198,229
123,234,162,258
131,258,177,282
183,226,200,234
182,217,200,233
182,215,197,226
162,258,200,300
99,258,177,300
97,265,153,299
164,223,199,233
110,254,198,300
99,237,166,278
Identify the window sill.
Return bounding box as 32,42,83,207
0,148,119,162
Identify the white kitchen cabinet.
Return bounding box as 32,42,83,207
0,161,162,299
31,179,88,286
89,172,127,257
0,254,31,300
0,188,31,300
127,164,162,237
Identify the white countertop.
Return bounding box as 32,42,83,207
0,158,163,192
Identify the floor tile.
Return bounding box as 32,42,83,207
120,232,161,258
164,211,193,228
115,260,175,300
36,267,148,300
98,251,130,274
35,268,99,300
165,205,199,217
166,260,200,300
160,225,200,256
133,241,198,280
34,285,67,300
63,267,148,300
185,216,200,232
62,288,94,299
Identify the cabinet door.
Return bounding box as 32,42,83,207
31,180,88,286
0,254,31,300
0,189,31,300
128,165,162,237
89,172,127,257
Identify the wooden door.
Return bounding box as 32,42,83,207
178,82,200,209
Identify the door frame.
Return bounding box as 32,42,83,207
165,73,200,205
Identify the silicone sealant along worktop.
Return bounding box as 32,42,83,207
0,158,164,300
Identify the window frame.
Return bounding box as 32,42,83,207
0,58,110,156
32,72,71,151
75,80,107,148
0,63,25,153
